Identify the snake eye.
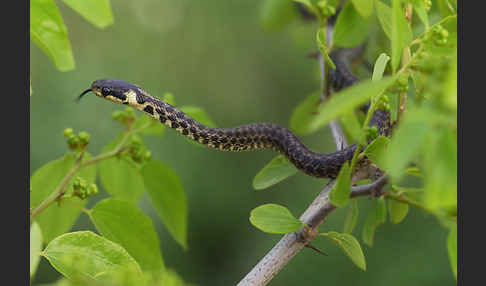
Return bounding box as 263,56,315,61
101,87,111,96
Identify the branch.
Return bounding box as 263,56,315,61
237,23,386,284
30,131,132,219
237,175,388,286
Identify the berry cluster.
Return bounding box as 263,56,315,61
72,176,98,200
63,128,90,151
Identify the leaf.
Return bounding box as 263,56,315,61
388,199,408,224
61,0,114,29
30,0,75,71
362,199,387,247
249,204,303,234
333,2,372,48
89,198,165,272
391,0,412,72
326,231,366,271
309,76,395,133
372,53,390,81
30,153,97,243
443,48,457,112
343,200,359,234
142,161,188,250
30,222,43,278
422,128,457,212
98,137,145,202
410,0,429,28
380,108,431,182
289,91,321,135
253,155,298,190
363,136,390,166
260,0,296,31
329,162,351,207
447,224,457,280
351,0,374,18
340,111,365,144
316,27,336,70
374,0,392,39
41,231,142,282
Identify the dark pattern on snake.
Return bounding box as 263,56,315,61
79,51,390,179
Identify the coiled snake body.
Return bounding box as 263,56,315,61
79,51,390,179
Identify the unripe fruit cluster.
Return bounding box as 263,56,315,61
72,177,98,200
124,136,152,164
63,128,90,151
317,0,336,18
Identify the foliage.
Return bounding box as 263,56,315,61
31,0,457,284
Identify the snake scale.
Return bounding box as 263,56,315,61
79,51,390,179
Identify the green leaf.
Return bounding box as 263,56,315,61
343,200,359,234
309,76,395,133
333,2,372,48
61,0,114,29
30,222,43,278
30,153,97,243
447,224,457,280
362,199,386,247
289,91,321,135
374,0,392,39
351,0,374,18
260,0,296,31
89,198,165,272
179,106,217,128
326,231,366,271
372,53,390,81
329,162,351,207
388,199,408,224
41,231,142,282
443,48,457,112
253,155,298,190
98,136,145,202
142,161,188,250
316,27,336,70
363,136,390,165
410,0,429,28
423,128,457,212
380,108,431,182
30,0,75,71
340,111,365,144
391,0,412,72
249,204,303,234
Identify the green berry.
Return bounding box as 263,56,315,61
143,150,152,161
63,128,74,137
78,132,90,145
67,135,80,150
88,184,98,195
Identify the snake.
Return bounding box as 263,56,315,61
78,51,390,179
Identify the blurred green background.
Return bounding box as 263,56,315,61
30,0,453,285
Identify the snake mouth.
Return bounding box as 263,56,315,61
76,88,93,102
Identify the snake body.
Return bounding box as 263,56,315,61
80,51,390,179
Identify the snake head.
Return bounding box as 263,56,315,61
78,79,141,103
